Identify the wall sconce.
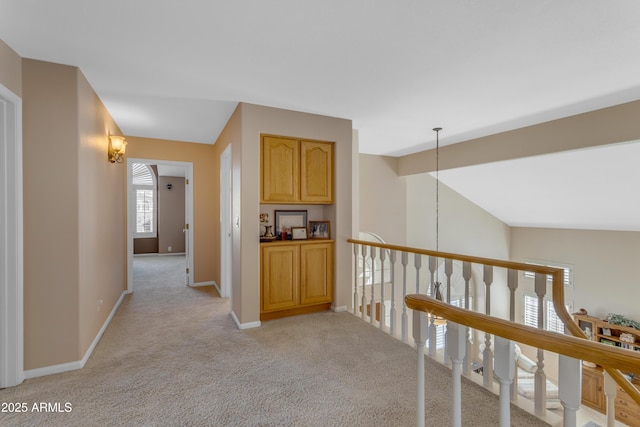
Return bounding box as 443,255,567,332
108,135,127,163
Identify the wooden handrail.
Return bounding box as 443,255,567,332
405,294,640,375
349,239,640,406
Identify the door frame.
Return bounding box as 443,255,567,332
220,145,232,298
0,83,24,388
126,158,194,292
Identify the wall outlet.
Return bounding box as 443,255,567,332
168,246,172,252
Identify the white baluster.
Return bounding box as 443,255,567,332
603,370,617,427
413,310,428,427
482,265,494,388
448,321,466,427
462,261,472,376
353,244,359,315
443,259,453,365
494,336,515,427
379,248,386,330
401,252,409,342
415,254,422,294
361,245,367,320
428,255,437,296
369,247,377,324
534,272,547,416
558,355,580,427
428,313,437,358
389,250,397,336
507,269,519,402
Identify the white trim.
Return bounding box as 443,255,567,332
24,290,127,379
220,145,232,299
0,83,24,388
190,280,216,288
230,311,261,330
331,305,348,313
127,159,194,293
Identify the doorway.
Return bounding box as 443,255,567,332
220,145,232,298
126,159,194,292
0,83,24,387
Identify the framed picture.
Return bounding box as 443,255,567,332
602,327,612,336
275,210,308,238
309,220,330,239
291,227,307,240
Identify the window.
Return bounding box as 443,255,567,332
132,163,157,238
523,259,573,288
523,293,573,334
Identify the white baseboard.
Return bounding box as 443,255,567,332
189,280,215,288
230,311,261,330
24,290,127,380
332,305,348,313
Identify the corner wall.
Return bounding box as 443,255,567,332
22,59,125,370
217,103,353,326
0,38,21,96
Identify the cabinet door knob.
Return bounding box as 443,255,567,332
598,386,602,391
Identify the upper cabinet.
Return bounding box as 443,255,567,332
261,135,334,204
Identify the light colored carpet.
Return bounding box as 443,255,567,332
0,255,548,426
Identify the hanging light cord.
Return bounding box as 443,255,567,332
433,127,442,298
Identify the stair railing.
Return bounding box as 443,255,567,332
348,238,640,426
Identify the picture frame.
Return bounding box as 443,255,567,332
309,220,330,239
274,210,308,239
291,227,308,240
602,327,612,336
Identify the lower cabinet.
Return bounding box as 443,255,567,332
582,365,640,427
581,365,605,412
261,240,333,320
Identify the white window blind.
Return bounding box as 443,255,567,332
523,259,573,288
523,293,572,334
132,163,156,238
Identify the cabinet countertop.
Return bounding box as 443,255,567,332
260,239,334,245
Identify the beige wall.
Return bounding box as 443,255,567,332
158,176,186,254
76,68,126,354
214,103,353,325
511,227,640,321
399,99,640,176
125,137,217,284
0,38,21,96
358,154,407,245
22,59,125,369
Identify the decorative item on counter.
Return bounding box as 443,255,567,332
620,332,635,343
259,213,276,242
280,227,289,240
606,313,640,330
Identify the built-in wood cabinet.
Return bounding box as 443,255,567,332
261,135,334,204
574,314,640,426
581,365,605,412
261,240,333,320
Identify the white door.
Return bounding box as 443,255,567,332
220,145,232,298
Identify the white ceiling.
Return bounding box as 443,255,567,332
434,140,640,231
2,1,640,231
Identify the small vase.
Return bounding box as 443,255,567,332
264,225,274,238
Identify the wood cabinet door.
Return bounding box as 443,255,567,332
581,366,605,413
261,245,299,312
262,136,299,202
300,140,333,203
299,242,333,305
